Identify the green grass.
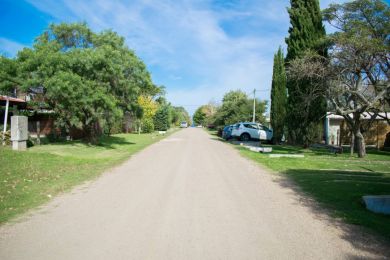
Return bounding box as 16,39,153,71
0,130,177,224
208,130,390,240
238,144,390,240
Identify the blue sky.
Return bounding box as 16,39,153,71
1,0,387,115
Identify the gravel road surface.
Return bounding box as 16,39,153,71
0,128,388,259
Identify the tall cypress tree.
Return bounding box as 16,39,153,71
270,47,287,144
285,0,327,146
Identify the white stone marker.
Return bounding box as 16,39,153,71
11,116,28,151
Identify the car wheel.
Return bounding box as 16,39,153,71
240,133,250,142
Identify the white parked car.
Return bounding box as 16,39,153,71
231,122,273,142
180,121,188,128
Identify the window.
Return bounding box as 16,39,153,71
244,124,258,129
258,125,270,131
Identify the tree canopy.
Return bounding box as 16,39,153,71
288,0,390,157
194,90,268,128
285,0,327,146
1,23,161,142
270,47,287,144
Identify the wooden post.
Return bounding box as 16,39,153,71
13,105,18,116
36,120,41,145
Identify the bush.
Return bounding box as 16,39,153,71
103,119,123,135
46,130,67,142
154,105,170,131
27,138,35,148
142,118,154,133
0,130,11,145
216,126,224,137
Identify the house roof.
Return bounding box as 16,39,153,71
0,95,26,103
327,112,390,120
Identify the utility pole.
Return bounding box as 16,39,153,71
252,89,256,122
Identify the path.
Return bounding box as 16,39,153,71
0,128,388,259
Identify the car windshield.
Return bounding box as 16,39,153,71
244,123,258,129
257,124,270,131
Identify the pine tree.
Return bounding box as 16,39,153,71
270,47,287,144
154,105,170,131
285,0,327,146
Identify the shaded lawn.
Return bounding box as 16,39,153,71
0,131,176,224
236,144,390,240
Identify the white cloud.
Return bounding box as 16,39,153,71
25,0,347,115
0,38,27,57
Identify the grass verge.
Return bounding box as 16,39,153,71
210,130,390,240
0,130,177,224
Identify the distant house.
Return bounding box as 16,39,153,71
1,88,58,139
1,95,27,135
324,112,390,149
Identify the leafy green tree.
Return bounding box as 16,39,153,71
5,22,159,142
137,95,157,133
171,106,191,126
0,57,21,93
285,0,327,146
289,0,389,157
212,90,267,126
193,106,207,126
270,47,287,144
141,118,154,133
45,71,121,143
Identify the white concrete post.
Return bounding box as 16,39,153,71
11,116,28,151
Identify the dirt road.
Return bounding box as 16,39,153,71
0,128,388,259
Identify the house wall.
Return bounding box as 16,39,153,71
28,115,88,140
28,115,55,136
328,119,342,146
339,120,390,148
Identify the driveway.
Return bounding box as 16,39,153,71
0,128,388,259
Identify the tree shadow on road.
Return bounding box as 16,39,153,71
273,169,390,258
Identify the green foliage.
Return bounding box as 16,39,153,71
1,22,160,143
193,103,217,126
212,90,267,126
0,57,21,93
103,114,123,135
193,91,268,127
171,106,191,126
154,105,170,131
285,0,326,61
0,130,11,145
285,0,327,145
238,144,390,240
193,106,207,126
270,47,287,143
141,118,154,133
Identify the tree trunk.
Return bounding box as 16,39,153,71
84,123,98,144
36,121,41,145
350,132,354,156
354,128,366,158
